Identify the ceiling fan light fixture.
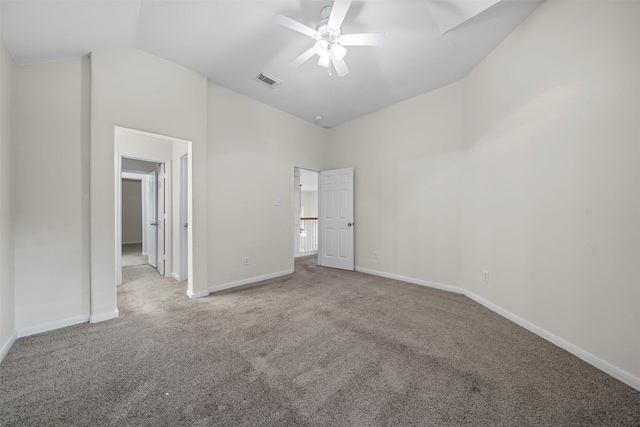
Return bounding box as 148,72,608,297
318,54,331,67
314,39,329,56
275,0,384,77
331,43,347,61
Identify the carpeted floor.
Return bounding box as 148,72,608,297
1,257,639,426
122,243,148,267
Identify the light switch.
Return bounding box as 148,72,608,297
275,198,281,206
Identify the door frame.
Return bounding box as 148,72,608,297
114,126,191,291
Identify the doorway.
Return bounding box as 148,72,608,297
294,167,319,261
114,127,190,290
119,159,167,283
121,159,160,271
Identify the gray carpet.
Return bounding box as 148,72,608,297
1,257,639,426
122,243,148,267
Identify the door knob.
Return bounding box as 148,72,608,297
348,222,353,227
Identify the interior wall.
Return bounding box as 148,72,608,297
325,81,466,288
121,180,142,244
462,0,640,381
301,192,318,218
90,48,208,317
13,57,91,332
206,83,326,288
0,40,16,355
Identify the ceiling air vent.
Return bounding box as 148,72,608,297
257,73,282,88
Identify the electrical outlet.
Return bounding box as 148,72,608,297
374,251,379,259
483,270,489,282
243,257,250,266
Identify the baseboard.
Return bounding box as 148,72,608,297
355,266,463,294
89,309,119,324
208,269,294,294
0,330,17,364
463,290,640,392
171,272,183,282
17,315,89,338
122,240,142,245
187,289,210,299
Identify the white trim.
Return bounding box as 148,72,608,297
121,170,148,181
171,272,181,281
0,330,17,364
355,266,463,294
463,290,640,392
186,289,210,299
17,315,89,338
355,266,640,392
208,269,294,294
90,309,119,324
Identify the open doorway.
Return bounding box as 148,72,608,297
115,127,190,292
121,159,159,270
119,158,167,283
294,167,319,262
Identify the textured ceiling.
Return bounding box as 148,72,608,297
1,0,543,127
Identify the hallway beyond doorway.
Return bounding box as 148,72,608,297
121,243,148,267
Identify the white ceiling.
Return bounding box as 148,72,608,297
1,0,543,128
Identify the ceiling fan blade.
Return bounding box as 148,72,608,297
339,32,386,46
331,56,350,77
289,48,317,68
328,0,352,30
274,14,317,38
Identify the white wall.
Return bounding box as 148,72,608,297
121,180,142,244
326,81,466,288
462,0,639,382
13,57,91,332
301,191,318,218
206,83,325,288
0,40,16,358
90,48,208,316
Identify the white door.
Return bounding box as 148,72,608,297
318,168,354,270
180,154,188,281
156,163,166,276
146,170,157,268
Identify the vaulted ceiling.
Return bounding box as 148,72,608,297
1,0,543,127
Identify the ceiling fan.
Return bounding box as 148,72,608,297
274,0,385,77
